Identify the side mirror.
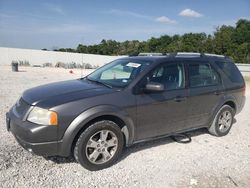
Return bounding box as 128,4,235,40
145,82,164,92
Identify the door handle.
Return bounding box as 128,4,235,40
174,96,186,102
214,91,225,95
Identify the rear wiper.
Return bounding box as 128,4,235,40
86,78,113,88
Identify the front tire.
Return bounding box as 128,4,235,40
208,105,235,136
74,120,124,171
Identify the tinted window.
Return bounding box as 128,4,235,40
148,63,185,90
216,61,244,84
188,64,220,87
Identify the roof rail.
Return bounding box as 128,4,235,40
203,53,225,58
176,52,201,57
138,52,165,56
175,52,226,58
128,52,139,57
129,52,227,59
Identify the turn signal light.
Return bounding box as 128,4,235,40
50,111,58,125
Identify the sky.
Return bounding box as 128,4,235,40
0,0,249,50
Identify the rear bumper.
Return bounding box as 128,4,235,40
6,109,62,157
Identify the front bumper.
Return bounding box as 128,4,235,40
6,109,61,156
14,134,60,156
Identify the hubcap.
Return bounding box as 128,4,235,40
218,110,232,133
85,130,118,164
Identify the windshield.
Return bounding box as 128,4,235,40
86,59,152,88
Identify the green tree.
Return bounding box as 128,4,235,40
214,25,235,55
233,19,250,44
46,19,250,64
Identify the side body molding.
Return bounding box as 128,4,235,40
59,105,135,156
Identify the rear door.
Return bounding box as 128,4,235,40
185,61,224,128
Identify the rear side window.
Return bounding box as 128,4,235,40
188,63,220,87
216,61,244,84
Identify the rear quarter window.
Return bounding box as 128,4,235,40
215,61,244,84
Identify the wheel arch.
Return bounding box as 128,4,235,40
58,105,135,156
208,96,237,128
223,100,236,111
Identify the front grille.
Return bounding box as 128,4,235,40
14,98,30,118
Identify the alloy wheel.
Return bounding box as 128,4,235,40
218,110,232,133
85,130,118,164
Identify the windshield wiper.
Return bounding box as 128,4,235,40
86,78,113,88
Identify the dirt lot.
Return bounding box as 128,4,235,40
0,66,249,188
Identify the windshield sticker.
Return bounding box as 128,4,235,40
126,62,141,68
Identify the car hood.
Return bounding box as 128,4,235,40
22,79,115,108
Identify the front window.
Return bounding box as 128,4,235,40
146,63,185,90
86,59,152,88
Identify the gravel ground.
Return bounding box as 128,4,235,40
0,66,250,188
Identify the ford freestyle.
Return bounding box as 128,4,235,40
6,52,246,171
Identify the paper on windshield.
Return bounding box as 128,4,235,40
126,62,141,68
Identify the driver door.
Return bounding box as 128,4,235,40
134,62,188,141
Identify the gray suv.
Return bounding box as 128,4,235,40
6,52,246,171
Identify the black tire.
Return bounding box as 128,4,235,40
74,120,124,171
208,105,235,137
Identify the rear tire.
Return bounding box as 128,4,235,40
74,120,124,171
208,105,235,136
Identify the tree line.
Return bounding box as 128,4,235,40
48,19,250,64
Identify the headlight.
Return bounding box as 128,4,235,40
27,107,58,125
